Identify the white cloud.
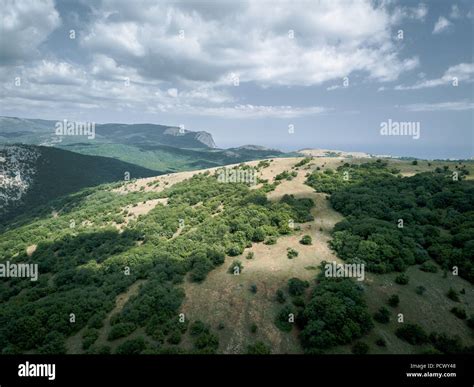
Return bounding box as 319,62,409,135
79,0,418,87
395,63,474,90
450,5,461,19
401,100,474,112
29,61,87,85
433,16,452,34
0,0,61,65
154,104,330,119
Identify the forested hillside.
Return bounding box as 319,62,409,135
306,160,473,281
0,165,312,354
0,145,158,223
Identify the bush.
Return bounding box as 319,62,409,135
287,248,299,259
194,333,219,353
246,252,255,260
429,332,464,354
249,284,257,294
450,307,467,320
395,273,409,285
447,288,460,302
415,286,426,295
276,289,286,304
292,296,305,307
228,260,243,275
419,261,438,273
373,307,390,324
264,236,277,245
467,315,474,330
395,324,429,345
82,328,99,350
376,337,386,347
115,337,146,355
250,324,258,333
300,235,312,245
388,294,400,307
275,306,294,332
108,322,136,341
352,342,369,354
190,321,209,336
87,312,106,329
288,278,309,297
167,331,182,345
247,341,271,354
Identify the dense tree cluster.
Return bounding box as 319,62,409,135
306,162,474,281
298,267,373,353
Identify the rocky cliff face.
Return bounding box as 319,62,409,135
194,131,216,148
0,145,40,214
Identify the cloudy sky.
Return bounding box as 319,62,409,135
1,0,473,158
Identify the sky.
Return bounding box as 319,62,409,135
0,0,473,159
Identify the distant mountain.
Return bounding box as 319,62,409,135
0,116,216,149
0,144,158,222
61,143,287,172
0,116,290,173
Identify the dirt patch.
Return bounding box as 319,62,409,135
26,244,37,257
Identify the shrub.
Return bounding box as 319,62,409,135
246,252,255,260
276,289,286,304
373,307,390,324
247,341,271,354
250,324,258,333
249,284,257,294
467,315,474,330
395,324,429,345
419,261,438,273
395,273,409,285
264,237,277,245
292,296,305,307
108,322,136,341
190,321,209,336
415,286,426,295
287,248,299,259
352,342,369,354
167,331,182,345
376,337,386,347
87,312,106,329
228,260,243,275
194,333,219,353
450,307,467,320
82,328,99,350
447,288,460,302
115,337,146,355
275,306,294,332
288,278,309,297
388,294,400,307
300,235,312,245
